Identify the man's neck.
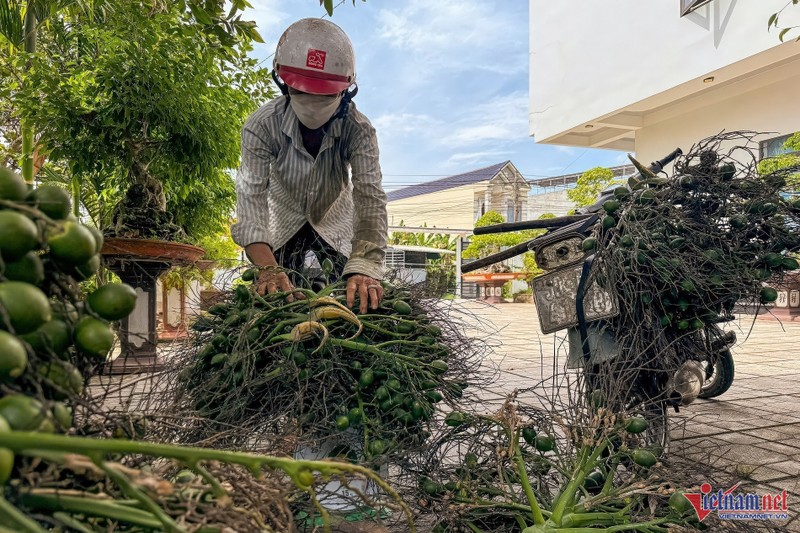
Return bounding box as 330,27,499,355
298,122,324,159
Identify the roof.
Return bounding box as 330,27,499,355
386,161,510,202
529,164,635,188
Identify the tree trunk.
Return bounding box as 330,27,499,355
108,161,182,240
21,2,36,185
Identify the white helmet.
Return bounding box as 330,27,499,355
273,18,356,95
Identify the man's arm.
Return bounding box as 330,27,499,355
231,123,298,298
343,120,388,312
231,123,274,251
342,122,388,281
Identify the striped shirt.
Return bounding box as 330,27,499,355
231,96,388,280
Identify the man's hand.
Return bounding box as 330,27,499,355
346,274,384,314
255,268,304,302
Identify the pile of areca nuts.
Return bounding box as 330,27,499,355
0,167,137,487
168,268,478,463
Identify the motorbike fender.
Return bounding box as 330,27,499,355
566,325,620,369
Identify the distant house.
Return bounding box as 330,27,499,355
386,161,531,229
527,164,635,218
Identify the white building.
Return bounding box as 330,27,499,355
528,164,635,219
386,161,531,229
529,0,800,163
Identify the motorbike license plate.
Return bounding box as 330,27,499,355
532,263,619,334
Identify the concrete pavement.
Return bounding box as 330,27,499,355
451,300,800,531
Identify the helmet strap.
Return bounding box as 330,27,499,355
331,84,358,122
272,69,289,96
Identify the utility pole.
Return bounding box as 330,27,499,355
455,236,463,298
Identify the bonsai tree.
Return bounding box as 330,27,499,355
8,1,272,241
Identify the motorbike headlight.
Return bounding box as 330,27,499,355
670,360,705,406
535,236,585,270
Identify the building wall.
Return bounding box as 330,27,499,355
529,0,800,142
528,187,576,219
387,176,531,229
635,72,800,164
527,164,635,219
387,184,478,229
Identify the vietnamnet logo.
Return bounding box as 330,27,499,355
684,482,790,521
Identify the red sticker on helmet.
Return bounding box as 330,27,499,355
306,49,326,70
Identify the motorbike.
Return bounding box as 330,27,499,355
461,148,737,451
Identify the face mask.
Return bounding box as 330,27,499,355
290,93,342,129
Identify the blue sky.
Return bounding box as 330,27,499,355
248,0,627,192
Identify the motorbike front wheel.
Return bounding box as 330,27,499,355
698,349,735,399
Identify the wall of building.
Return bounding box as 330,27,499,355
529,0,800,141
387,184,477,229
636,71,800,164
528,187,575,219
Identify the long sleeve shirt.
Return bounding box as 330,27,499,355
231,96,388,280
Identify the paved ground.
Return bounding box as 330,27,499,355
455,301,800,531
98,299,800,529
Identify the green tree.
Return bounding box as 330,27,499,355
758,133,800,187
388,221,457,251
567,166,617,208
0,1,262,185
462,211,554,283
7,2,272,241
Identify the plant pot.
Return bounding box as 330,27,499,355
100,238,205,374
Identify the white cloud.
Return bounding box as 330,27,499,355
247,0,293,64
445,150,514,167
440,92,529,147
372,92,529,150
372,112,439,133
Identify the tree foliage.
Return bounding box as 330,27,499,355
319,0,367,16
3,1,272,242
462,211,553,282
767,3,800,42
757,133,800,188
567,166,617,208
388,221,457,251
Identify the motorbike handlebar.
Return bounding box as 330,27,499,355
461,238,538,274
459,148,682,273
651,147,683,174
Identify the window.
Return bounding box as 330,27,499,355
760,134,798,160
681,0,713,16
384,249,405,268
474,198,486,221
506,200,516,222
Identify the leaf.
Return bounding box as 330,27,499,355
0,0,24,46
189,2,213,25
324,0,334,16
779,27,792,41
768,13,778,29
